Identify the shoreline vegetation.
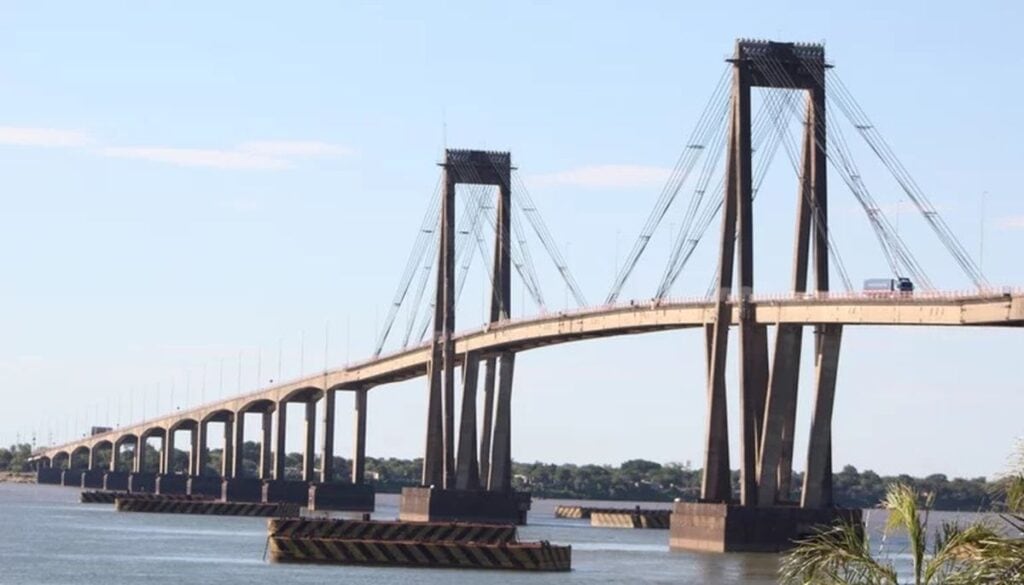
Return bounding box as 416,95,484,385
1,442,1010,512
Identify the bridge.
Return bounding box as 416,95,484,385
30,39,1022,552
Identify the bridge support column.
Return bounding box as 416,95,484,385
802,324,843,509
274,403,288,480
260,411,273,479
194,422,208,476
757,324,804,506
767,98,815,504
222,418,234,479
302,400,316,483
488,353,515,493
232,412,246,478
478,358,497,485
164,431,176,474
423,359,444,487
454,352,480,490
352,388,368,484
700,92,738,504
320,390,335,483
134,440,144,474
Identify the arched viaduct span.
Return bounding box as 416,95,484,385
35,290,1024,480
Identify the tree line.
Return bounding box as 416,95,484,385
1,442,1006,512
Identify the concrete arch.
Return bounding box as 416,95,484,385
167,418,199,434
90,440,114,470
52,452,69,468
280,386,324,403
239,398,275,414
201,409,234,424
139,426,165,441
325,382,372,393
114,434,138,449
69,445,90,469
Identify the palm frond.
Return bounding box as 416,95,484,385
882,482,927,583
779,521,898,585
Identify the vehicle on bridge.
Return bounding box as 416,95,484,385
863,277,914,295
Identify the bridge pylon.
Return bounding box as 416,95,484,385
676,39,859,553
402,149,529,525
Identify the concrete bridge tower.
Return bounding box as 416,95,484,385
400,149,528,524
672,39,859,553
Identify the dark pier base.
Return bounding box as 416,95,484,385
399,487,531,525
263,480,311,505
128,473,156,493
669,502,863,553
222,478,264,502
103,472,129,491
61,470,84,487
155,474,188,495
37,468,63,485
187,476,223,498
308,482,375,512
80,470,105,489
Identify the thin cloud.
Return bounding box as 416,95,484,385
238,140,353,158
97,146,292,171
997,216,1024,230
0,126,91,148
529,164,672,189
0,124,354,170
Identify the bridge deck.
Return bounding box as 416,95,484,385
36,292,1023,460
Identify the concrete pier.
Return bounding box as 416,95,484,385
669,502,862,553
308,482,375,512
155,474,188,495
187,476,223,498
222,478,263,502
127,472,156,493
37,468,63,485
80,469,105,489
399,487,530,525
103,471,129,491
61,470,85,487
263,479,310,505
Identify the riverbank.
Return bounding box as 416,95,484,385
0,472,35,484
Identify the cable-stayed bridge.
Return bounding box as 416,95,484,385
30,39,1023,552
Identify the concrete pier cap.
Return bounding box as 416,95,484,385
669,502,862,553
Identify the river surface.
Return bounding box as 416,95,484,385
0,483,999,584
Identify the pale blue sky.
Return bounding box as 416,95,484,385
1,2,1022,478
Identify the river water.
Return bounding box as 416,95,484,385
0,483,998,584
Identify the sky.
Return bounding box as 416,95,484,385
0,1,1022,479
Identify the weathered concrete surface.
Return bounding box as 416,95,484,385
187,476,223,499
669,502,862,553
263,480,310,505
155,474,188,495
80,469,105,489
61,470,84,487
308,482,375,512
222,478,263,502
103,472,129,492
399,487,531,525
127,472,156,493
37,468,63,485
